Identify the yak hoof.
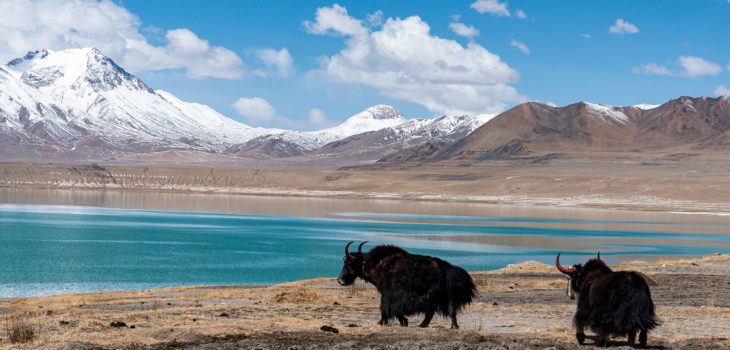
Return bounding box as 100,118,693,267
378,319,388,326
576,332,585,344
596,338,609,347
418,323,429,328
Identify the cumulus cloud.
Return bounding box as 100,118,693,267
232,97,277,122
304,4,523,115
449,17,479,39
633,56,723,78
580,33,591,39
0,0,244,79
470,0,510,16
515,10,527,19
307,108,328,126
303,4,368,37
677,55,723,77
256,48,293,77
715,85,730,97
366,10,384,27
609,18,639,35
510,39,530,54
632,63,671,76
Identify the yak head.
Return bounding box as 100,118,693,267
337,241,368,286
556,252,610,300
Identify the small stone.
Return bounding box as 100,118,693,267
110,321,127,328
320,325,339,333
219,312,230,317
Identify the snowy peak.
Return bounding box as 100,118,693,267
582,102,630,124
318,104,406,138
8,48,150,93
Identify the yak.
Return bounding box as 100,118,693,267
337,241,477,329
556,253,659,348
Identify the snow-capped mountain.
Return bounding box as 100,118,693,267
0,48,489,161
3,48,270,153
313,114,493,159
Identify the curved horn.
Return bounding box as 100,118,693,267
556,253,575,275
344,241,355,260
597,252,601,260
357,241,368,253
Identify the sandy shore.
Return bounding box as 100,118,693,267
0,254,728,349
2,156,730,213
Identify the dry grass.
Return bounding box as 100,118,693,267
4,313,37,344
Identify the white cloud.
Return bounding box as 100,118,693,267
232,97,277,122
715,85,730,97
632,63,671,76
366,11,384,27
609,18,639,35
256,48,293,77
303,3,368,37
580,33,591,39
510,39,530,54
470,0,510,16
308,108,328,125
449,18,480,39
0,0,244,79
677,55,722,77
515,10,527,19
305,5,523,115
633,56,723,78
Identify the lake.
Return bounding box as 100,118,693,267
0,188,728,297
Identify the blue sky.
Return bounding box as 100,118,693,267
1,0,729,129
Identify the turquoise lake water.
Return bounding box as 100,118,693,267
0,203,728,297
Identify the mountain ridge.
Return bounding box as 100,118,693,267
0,48,488,161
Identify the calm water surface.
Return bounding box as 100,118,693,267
0,189,728,297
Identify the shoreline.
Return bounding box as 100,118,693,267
3,183,730,215
0,254,727,349
1,161,730,214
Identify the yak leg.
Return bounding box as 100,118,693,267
638,329,648,348
596,330,609,347
627,329,636,347
419,308,436,328
396,315,408,327
378,295,390,326
377,308,389,326
573,312,587,344
449,311,459,329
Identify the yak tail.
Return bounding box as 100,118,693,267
618,273,661,332
444,265,478,315
630,277,661,331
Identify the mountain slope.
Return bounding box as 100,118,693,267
2,48,485,161
4,48,268,153
314,114,491,159
378,96,730,164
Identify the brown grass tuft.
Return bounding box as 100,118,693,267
5,313,38,344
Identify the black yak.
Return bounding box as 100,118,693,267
337,241,477,329
556,253,659,348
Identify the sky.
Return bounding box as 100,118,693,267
0,0,729,129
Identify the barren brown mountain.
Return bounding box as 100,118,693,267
379,96,730,164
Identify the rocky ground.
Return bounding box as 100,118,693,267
0,254,728,349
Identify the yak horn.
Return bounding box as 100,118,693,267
597,252,601,260
357,241,368,253
344,241,355,260
556,253,575,275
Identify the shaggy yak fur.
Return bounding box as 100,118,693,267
338,242,477,329
557,253,659,348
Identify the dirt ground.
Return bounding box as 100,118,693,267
1,155,730,213
0,254,728,350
